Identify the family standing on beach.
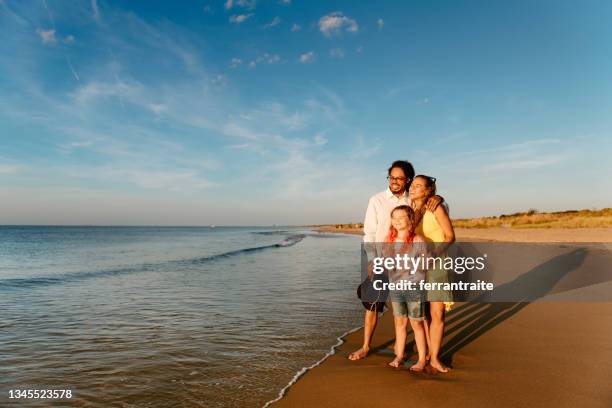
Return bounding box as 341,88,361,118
350,160,456,373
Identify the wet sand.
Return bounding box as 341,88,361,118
273,227,612,407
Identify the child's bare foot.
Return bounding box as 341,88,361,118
388,357,403,368
409,359,427,372
348,347,369,361
429,359,449,373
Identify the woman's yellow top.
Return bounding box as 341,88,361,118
416,211,445,243
416,209,454,310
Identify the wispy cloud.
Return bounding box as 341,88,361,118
329,48,344,58
319,12,358,37
481,156,566,172
263,16,280,28
299,51,315,64
66,56,80,81
225,0,256,10
230,57,242,68
91,0,100,21
0,164,20,174
451,139,568,174
377,18,384,30
350,134,381,159
290,23,301,32
36,27,56,44
229,13,253,24
93,166,216,191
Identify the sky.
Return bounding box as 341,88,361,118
1,0,611,225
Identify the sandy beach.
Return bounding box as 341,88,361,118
315,225,612,242
270,226,612,407
273,301,612,408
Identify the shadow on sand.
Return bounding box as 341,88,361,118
371,248,589,366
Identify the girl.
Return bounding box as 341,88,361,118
409,175,455,373
386,205,428,372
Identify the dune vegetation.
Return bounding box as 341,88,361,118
452,208,612,229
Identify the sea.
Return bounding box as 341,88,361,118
0,226,364,407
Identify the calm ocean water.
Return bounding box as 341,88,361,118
0,226,363,407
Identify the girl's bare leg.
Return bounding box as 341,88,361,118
408,318,428,371
389,316,408,368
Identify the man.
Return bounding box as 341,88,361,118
348,160,441,361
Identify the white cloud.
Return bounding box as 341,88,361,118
226,0,256,10
222,122,261,140
229,13,253,23
267,54,280,64
279,0,291,4
377,18,384,30
263,16,281,28
97,167,215,191
149,103,166,115
212,74,227,85
72,80,139,105
36,27,56,44
329,48,344,58
314,132,328,146
91,0,100,21
482,156,566,172
230,57,242,68
249,53,281,68
318,12,358,37
0,164,19,174
237,0,256,8
299,51,315,64
290,23,301,32
63,35,75,44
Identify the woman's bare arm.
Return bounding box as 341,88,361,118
432,205,455,255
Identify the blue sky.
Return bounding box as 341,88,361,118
1,0,611,225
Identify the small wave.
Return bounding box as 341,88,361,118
251,230,289,236
0,234,307,290
262,324,363,408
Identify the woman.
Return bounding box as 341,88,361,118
409,175,455,373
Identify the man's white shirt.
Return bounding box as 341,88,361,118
363,188,411,244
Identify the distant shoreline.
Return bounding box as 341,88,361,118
313,225,612,242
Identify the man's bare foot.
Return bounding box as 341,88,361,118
409,359,427,372
388,357,403,368
429,359,449,373
348,347,369,361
